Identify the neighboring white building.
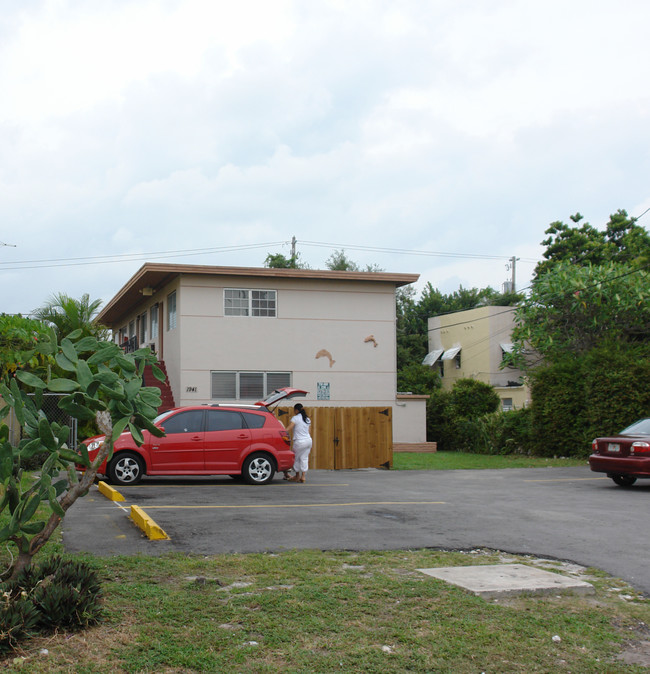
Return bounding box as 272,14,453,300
96,263,426,443
425,305,529,410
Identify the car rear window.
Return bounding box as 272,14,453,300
620,419,650,436
241,411,267,429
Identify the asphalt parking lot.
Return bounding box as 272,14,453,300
62,465,650,595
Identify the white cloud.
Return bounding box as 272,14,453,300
0,0,649,314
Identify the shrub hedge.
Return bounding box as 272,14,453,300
529,341,650,457
425,342,649,457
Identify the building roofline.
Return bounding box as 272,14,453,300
96,262,420,325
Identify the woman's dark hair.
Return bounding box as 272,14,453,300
294,403,310,423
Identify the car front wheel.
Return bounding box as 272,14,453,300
242,453,275,485
108,452,145,486
611,474,637,487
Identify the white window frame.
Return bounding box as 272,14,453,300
224,288,276,317
150,305,159,339
167,291,177,331
210,371,291,400
140,312,148,344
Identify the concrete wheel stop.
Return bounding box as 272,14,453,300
417,563,595,599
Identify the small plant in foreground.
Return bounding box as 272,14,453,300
0,556,103,652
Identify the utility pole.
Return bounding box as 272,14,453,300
505,256,519,292
290,236,296,261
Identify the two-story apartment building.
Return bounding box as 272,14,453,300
96,263,426,443
425,305,529,410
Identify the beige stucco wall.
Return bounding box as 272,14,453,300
176,274,397,406
427,306,529,409
107,271,426,442
393,395,429,443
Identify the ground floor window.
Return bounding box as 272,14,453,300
210,371,291,400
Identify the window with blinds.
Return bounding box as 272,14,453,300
211,371,291,400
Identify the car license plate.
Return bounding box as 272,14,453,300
608,443,620,453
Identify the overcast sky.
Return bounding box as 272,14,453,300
1,0,649,315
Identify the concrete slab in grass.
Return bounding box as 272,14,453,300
417,563,594,599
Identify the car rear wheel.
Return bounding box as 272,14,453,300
108,452,145,486
611,474,637,487
242,453,275,485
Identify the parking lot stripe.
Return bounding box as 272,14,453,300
523,477,607,482
117,483,352,488
141,501,446,509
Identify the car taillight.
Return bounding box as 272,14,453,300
631,442,650,454
591,440,598,453
280,430,291,445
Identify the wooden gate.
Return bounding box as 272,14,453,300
275,406,393,470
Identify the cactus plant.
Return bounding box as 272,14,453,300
0,325,164,579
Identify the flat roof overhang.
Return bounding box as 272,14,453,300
96,262,420,326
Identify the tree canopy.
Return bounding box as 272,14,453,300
0,315,53,379
511,261,650,363
324,249,384,272
264,252,309,269
32,293,108,341
512,209,650,365
534,210,650,277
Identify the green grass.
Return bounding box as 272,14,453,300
393,451,587,471
3,548,649,672
1,464,645,672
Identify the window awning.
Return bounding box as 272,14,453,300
441,346,461,361
500,343,514,354
422,349,444,366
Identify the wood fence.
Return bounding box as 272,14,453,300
275,406,393,470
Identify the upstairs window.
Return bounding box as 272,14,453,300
167,291,177,331
151,305,159,338
139,312,147,344
224,289,276,317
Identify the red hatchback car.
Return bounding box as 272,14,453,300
588,418,650,487
81,388,306,486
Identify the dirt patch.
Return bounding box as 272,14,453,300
618,640,650,667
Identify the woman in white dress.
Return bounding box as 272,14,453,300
286,403,312,483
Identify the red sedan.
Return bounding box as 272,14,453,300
588,418,650,487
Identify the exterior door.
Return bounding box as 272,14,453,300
149,409,205,471
204,409,252,471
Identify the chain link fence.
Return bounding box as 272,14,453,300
5,394,78,449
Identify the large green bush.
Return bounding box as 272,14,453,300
473,408,535,455
426,388,453,449
448,379,500,418
528,357,587,456
427,379,502,452
528,341,650,458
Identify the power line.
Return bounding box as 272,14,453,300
426,307,517,332
0,241,287,271
300,240,538,263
